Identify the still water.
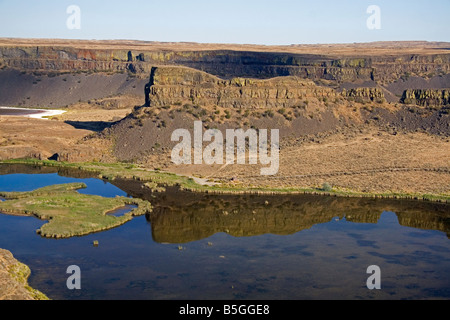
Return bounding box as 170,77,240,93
0,164,449,300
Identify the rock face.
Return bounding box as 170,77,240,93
342,87,385,103
1,44,449,84
0,45,152,75
146,66,339,109
0,248,49,300
1,41,450,110
401,89,450,106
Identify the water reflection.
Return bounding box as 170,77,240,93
0,164,449,300
0,163,98,178
1,164,448,244
109,178,450,244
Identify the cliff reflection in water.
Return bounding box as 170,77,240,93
0,163,100,179
110,179,450,244
1,164,448,244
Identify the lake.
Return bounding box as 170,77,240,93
0,164,449,300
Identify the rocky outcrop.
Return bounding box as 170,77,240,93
401,89,450,106
0,248,49,300
371,54,450,83
342,87,385,103
146,66,339,109
0,46,152,75
0,146,43,161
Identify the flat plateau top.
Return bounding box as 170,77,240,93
0,38,449,56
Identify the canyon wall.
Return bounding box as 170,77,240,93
1,45,450,84
146,66,340,109
1,41,449,110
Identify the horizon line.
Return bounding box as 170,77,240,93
1,37,449,47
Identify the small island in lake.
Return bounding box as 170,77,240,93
0,183,152,238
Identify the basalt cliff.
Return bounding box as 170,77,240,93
1,39,450,109
1,40,450,83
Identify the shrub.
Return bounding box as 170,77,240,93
321,183,333,192
263,110,274,118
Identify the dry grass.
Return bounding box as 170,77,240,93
162,128,450,196
0,104,133,161
1,38,449,56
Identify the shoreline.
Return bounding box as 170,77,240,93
1,159,448,203
0,248,49,300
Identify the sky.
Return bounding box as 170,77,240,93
0,0,449,45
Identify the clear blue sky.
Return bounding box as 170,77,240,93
0,0,448,45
